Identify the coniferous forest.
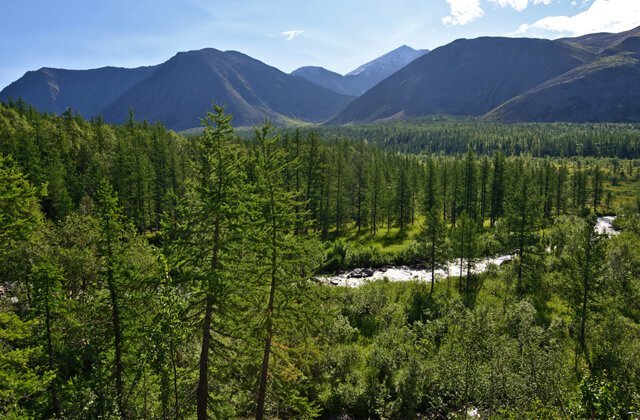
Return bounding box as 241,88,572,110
2,100,640,419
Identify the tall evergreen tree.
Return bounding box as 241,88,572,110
96,181,127,418
500,160,543,296
564,216,606,370
168,106,249,419
421,158,445,297
252,123,321,419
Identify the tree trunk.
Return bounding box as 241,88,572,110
198,214,221,419
172,344,179,419
579,237,592,369
45,283,61,418
256,188,278,420
430,232,436,297
197,296,213,419
106,227,126,419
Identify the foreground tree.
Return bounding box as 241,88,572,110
96,181,128,418
0,154,51,417
169,106,249,419
252,123,321,419
31,263,64,418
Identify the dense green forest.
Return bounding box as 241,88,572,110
312,117,640,158
1,102,640,418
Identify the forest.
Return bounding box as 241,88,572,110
1,101,640,419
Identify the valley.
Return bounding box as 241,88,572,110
2,15,640,420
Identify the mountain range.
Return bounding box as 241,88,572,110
2,26,640,129
100,49,355,130
0,45,422,130
330,26,640,124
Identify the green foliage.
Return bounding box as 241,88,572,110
305,118,640,158
0,153,42,256
1,104,640,418
0,312,53,418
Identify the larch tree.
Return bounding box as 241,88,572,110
168,106,249,420
564,215,606,371
96,181,127,419
252,122,321,420
421,157,445,297
500,160,543,296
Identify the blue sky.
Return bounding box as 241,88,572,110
1,0,639,89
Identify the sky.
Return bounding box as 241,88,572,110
1,0,639,89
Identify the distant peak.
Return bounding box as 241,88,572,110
345,45,429,77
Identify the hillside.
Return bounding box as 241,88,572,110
330,27,640,124
0,66,157,117
1,49,355,130
101,48,354,130
484,55,640,123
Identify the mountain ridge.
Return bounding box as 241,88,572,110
3,27,640,128
329,27,640,124
101,48,355,130
0,65,157,117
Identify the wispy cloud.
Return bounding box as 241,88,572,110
442,0,484,26
489,0,550,13
280,30,303,40
512,0,640,38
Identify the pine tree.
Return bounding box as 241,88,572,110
31,263,64,418
453,213,477,306
489,152,505,227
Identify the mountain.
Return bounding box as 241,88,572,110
291,45,428,96
0,66,157,117
101,48,354,130
329,27,640,124
484,52,640,123
560,26,640,54
291,66,354,95
330,37,591,124
486,27,640,123
1,49,354,130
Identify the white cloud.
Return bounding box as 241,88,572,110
489,0,551,12
442,0,484,26
513,0,640,38
280,30,303,41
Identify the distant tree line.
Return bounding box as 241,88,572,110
310,117,640,158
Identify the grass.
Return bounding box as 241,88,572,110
332,215,425,257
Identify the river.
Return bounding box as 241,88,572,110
319,216,619,287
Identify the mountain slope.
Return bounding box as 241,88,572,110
0,66,157,117
291,66,353,95
329,37,592,124
484,53,640,123
560,26,640,54
291,45,428,96
101,48,354,130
